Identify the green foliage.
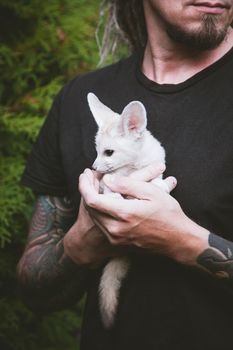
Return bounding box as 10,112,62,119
0,0,100,104
0,0,101,349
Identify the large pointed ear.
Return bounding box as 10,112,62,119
119,101,147,136
87,92,117,129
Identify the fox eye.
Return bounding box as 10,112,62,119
104,149,114,157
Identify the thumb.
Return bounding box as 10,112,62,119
162,176,177,193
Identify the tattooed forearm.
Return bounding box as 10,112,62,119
26,196,76,247
197,233,233,281
17,195,90,313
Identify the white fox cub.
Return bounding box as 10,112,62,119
87,92,169,328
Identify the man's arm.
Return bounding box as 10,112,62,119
17,195,90,313
17,193,127,314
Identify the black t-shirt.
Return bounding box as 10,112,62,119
22,48,233,349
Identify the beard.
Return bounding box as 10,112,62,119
166,15,229,50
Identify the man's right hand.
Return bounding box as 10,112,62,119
63,198,119,268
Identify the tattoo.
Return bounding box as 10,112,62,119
17,195,90,313
197,233,233,280
27,196,76,248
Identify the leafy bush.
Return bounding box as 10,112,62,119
0,1,101,348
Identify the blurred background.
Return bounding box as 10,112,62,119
0,0,126,349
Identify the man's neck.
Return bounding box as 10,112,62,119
142,30,233,84
142,28,233,85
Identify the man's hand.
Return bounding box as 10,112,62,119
63,197,130,268
79,165,209,265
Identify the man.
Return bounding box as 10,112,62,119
18,1,233,349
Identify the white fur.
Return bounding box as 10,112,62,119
99,257,130,328
87,93,167,328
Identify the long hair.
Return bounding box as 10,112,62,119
96,0,147,65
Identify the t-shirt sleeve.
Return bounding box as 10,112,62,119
21,90,68,196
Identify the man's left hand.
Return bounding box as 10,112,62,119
79,165,209,264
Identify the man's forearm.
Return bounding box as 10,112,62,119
197,232,233,280
173,219,233,286
17,195,90,313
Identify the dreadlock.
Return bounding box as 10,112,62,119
97,0,147,65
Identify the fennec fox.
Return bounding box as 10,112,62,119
87,92,168,328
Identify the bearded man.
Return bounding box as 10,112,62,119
18,1,233,349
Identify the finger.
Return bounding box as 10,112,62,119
88,189,143,218
83,168,96,183
128,162,166,181
83,168,102,193
103,175,157,199
91,170,102,192
89,208,125,243
91,215,113,241
94,195,142,217
150,176,177,193
163,176,177,193
93,170,103,181
91,212,133,246
79,171,98,204
79,171,134,217
94,177,100,192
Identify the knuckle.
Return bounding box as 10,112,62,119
117,182,129,193
107,232,120,245
129,170,139,179
147,165,156,178
121,210,133,222
85,195,97,208
108,222,127,238
151,162,165,175
141,164,157,180
108,222,120,236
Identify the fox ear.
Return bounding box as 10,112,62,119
120,101,147,136
87,92,117,129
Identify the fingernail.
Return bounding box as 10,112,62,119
171,177,177,186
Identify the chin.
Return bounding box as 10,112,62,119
166,18,229,50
